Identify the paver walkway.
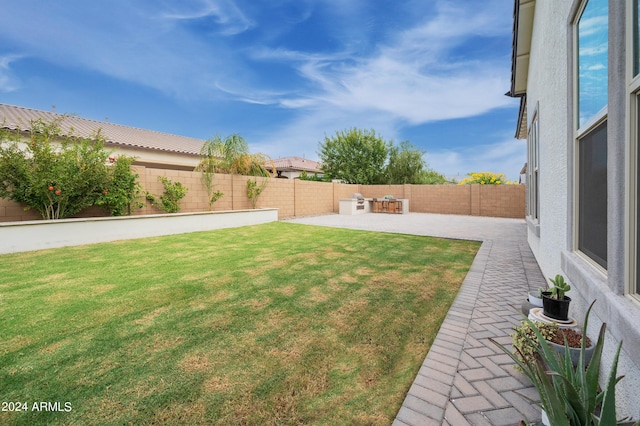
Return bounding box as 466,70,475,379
285,213,547,425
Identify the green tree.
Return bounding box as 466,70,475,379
386,141,428,184
96,155,144,216
318,128,389,184
0,118,110,219
419,169,447,184
298,171,330,182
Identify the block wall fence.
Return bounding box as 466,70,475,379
0,166,525,222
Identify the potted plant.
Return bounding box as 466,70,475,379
529,287,545,307
512,320,595,368
543,274,571,321
492,301,638,426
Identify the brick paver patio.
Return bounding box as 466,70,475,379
286,213,546,425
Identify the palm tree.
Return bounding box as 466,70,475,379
196,134,275,210
199,134,273,177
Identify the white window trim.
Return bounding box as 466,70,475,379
626,0,640,304
527,105,540,224
573,112,608,272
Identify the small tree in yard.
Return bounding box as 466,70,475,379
196,137,224,210
145,176,188,213
247,178,267,209
96,155,144,216
0,118,110,220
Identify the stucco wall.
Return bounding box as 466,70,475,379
521,0,640,418
525,0,572,278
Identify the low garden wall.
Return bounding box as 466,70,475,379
0,208,278,254
0,166,526,222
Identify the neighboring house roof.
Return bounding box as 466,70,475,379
0,104,204,156
270,156,323,173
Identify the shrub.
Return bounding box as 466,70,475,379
247,178,267,209
96,155,144,216
0,118,110,219
458,171,513,185
146,176,188,213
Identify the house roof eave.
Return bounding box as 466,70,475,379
507,0,536,98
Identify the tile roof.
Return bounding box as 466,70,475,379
0,104,204,156
271,156,322,173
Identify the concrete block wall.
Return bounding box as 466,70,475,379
0,165,525,222
479,185,526,218
293,180,333,217
257,177,295,217
359,184,406,199
0,197,40,221
410,185,473,216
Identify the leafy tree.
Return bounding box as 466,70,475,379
318,128,389,184
419,169,447,184
0,118,110,219
96,155,144,216
386,141,428,184
298,171,330,182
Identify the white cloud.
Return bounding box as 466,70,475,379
0,0,520,168
0,54,23,92
426,138,527,182
235,0,513,131
156,0,255,35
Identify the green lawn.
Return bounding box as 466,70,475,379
0,222,479,425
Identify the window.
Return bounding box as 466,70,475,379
579,121,608,269
527,112,539,221
637,98,640,294
577,0,608,129
576,0,608,269
635,0,640,76
634,1,640,297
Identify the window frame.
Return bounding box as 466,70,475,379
527,107,540,223
627,0,640,303
573,0,609,274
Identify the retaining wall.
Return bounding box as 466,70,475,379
0,209,278,254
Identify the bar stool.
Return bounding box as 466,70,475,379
388,199,397,214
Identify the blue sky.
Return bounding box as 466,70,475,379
0,0,525,180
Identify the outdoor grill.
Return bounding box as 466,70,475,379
352,193,365,210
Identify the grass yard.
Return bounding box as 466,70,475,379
0,221,479,425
